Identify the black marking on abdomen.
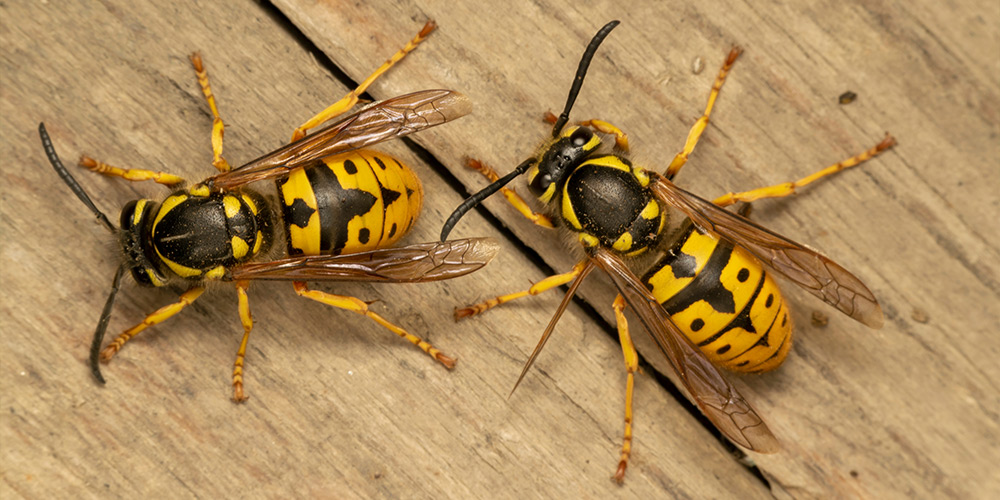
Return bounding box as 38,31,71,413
746,328,789,373
286,198,315,229
696,272,765,347
309,163,376,254
364,155,402,240
381,185,401,207
661,241,739,315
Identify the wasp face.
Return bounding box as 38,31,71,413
119,199,168,287
527,126,601,203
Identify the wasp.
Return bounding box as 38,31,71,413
40,20,498,402
439,20,894,482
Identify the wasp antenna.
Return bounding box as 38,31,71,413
508,261,596,399
440,158,535,241
90,264,127,384
551,20,621,137
39,123,116,233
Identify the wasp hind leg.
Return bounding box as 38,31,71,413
100,286,206,362
465,158,554,228
454,260,588,320
666,46,742,180
292,281,455,369
611,294,640,484
711,133,896,207
290,21,437,141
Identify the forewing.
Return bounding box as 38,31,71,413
650,173,883,328
589,247,780,453
208,89,472,190
230,238,498,282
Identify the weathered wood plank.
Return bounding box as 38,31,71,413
273,0,1000,498
1,1,771,498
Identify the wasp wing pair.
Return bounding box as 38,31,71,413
231,238,499,283
208,89,471,190
589,172,883,452
207,89,494,283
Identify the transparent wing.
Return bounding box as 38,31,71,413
589,247,780,452
230,238,498,282
208,89,472,190
650,173,883,328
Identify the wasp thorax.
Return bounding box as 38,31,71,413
147,188,271,282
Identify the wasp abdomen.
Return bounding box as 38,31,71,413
643,225,793,372
277,150,422,257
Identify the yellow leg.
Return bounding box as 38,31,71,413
79,156,185,186
454,261,587,319
579,119,630,152
189,53,231,173
542,113,630,152
292,281,455,369
666,46,743,179
712,133,896,207
232,281,253,403
100,286,206,362
466,158,554,228
612,294,639,484
290,21,437,141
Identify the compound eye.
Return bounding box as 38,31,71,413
569,127,593,147
528,172,552,197
120,200,139,231
130,266,155,287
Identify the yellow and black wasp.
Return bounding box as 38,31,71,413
439,20,894,482
40,21,498,402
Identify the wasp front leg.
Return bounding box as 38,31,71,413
77,156,185,186
666,46,742,180
580,119,630,152
455,260,588,319
465,158,554,228
292,281,455,369
290,21,437,141
711,133,896,207
189,52,231,173
542,112,631,152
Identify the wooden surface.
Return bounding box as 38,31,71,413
1,1,997,499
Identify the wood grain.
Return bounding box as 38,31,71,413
2,0,997,498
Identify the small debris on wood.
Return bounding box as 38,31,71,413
811,310,829,327
691,56,704,74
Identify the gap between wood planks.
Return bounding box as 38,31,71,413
258,0,774,489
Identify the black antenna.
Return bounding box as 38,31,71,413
440,21,621,241
550,20,620,136
439,158,533,241
89,264,127,384
40,122,122,384
38,123,115,232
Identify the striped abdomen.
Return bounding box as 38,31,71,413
277,150,422,256
642,224,792,372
